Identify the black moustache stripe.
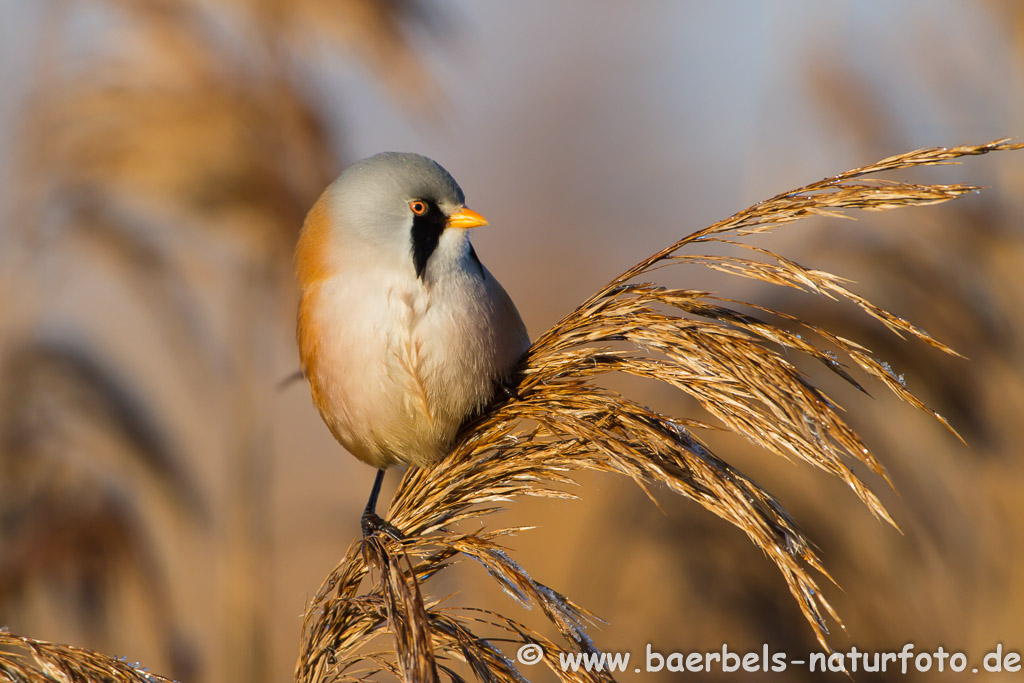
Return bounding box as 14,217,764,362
410,204,487,281
410,202,447,279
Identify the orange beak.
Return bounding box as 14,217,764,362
447,207,489,230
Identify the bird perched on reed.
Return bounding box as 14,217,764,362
295,153,530,535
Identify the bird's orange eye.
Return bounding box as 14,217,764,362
410,200,428,215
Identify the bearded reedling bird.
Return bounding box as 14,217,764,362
295,153,530,536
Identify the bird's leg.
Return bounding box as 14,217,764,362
361,468,403,540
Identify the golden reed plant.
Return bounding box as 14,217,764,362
293,140,1020,682
2,140,1021,682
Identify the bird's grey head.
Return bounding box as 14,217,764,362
324,152,480,280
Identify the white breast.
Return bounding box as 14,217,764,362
304,236,528,468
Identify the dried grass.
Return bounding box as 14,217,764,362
0,632,173,683
294,140,1023,682
2,141,1019,681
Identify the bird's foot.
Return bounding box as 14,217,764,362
497,377,521,401
361,510,404,541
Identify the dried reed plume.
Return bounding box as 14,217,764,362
0,632,173,683
1,141,1018,683
295,140,1022,682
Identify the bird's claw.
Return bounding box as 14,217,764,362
361,510,404,541
497,378,520,401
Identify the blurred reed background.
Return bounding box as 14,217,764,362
0,1,1022,682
